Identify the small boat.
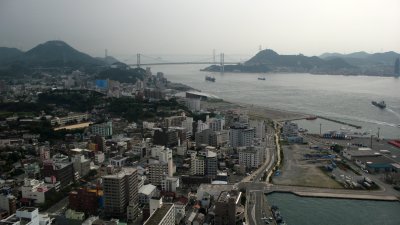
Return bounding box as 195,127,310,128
205,76,215,82
306,116,317,120
371,100,386,109
298,128,308,133
258,77,266,80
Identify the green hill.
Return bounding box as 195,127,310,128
0,47,23,65
20,40,103,67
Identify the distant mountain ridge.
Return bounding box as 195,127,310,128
320,51,400,75
319,51,400,60
203,49,356,74
202,49,399,76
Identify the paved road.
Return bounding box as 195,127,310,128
245,124,279,225
247,190,275,225
43,196,69,214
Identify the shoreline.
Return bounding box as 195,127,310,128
201,99,310,122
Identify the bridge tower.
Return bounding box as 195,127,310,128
213,49,216,64
220,53,224,73
137,53,141,68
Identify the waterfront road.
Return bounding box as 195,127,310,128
247,190,275,225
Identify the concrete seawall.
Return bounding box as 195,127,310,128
266,190,399,202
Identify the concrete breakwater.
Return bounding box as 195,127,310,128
265,190,398,202
317,116,362,129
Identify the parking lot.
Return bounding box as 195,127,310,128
272,144,343,188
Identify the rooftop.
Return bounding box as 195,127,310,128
144,203,173,225
217,190,241,204
139,184,156,196
102,167,137,179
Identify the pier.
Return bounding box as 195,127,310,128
317,116,362,129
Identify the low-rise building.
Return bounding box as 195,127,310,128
42,160,74,187
0,207,52,225
21,179,54,204
50,113,89,126
139,184,158,205
72,155,91,178
69,188,103,215
109,156,128,167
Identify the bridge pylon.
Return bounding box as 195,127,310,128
137,53,141,68
220,53,225,73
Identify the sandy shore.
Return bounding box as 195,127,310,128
201,100,310,121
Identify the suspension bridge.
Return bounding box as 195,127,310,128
125,52,248,72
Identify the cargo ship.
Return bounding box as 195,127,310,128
371,100,386,109
205,76,215,82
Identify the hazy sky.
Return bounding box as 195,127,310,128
1,0,399,58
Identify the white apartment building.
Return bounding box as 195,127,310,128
190,154,205,176
138,184,158,205
161,177,179,192
21,179,52,204
148,161,168,186
229,123,255,148
207,116,225,132
151,146,172,163
72,155,91,178
181,117,194,137
110,156,128,167
94,152,105,165
249,120,266,139
238,146,264,168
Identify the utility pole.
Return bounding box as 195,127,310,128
377,127,380,139
319,123,322,136
370,135,373,148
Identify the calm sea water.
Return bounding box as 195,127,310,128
266,192,400,225
148,64,400,139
